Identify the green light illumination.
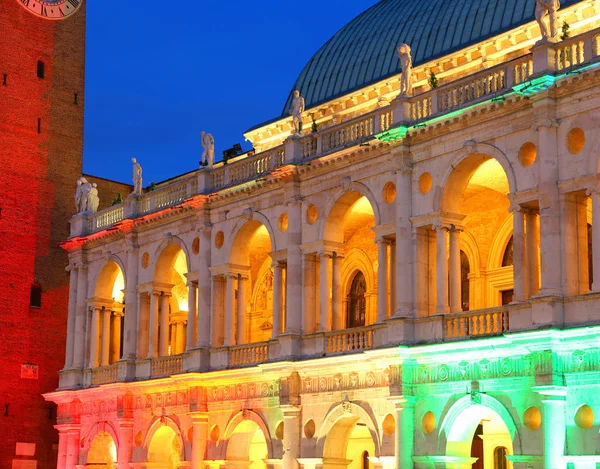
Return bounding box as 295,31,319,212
375,60,600,143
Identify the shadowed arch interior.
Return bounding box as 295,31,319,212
95,261,125,301
323,191,376,244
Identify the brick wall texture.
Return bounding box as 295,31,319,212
0,1,86,468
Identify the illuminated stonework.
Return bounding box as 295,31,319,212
47,3,600,469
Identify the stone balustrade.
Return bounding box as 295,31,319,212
445,308,510,340
228,342,269,367
90,364,118,386
150,355,183,377
325,326,375,354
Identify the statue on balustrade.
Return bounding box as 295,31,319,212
132,158,143,195
535,0,560,43
397,43,413,97
289,90,305,135
75,177,93,213
201,131,215,167
88,183,100,213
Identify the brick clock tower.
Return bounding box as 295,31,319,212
0,1,85,468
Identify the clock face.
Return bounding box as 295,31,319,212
18,0,82,20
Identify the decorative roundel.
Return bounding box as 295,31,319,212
17,0,83,20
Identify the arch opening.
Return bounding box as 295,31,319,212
87,431,117,469
147,425,182,469
323,415,376,469
226,419,268,469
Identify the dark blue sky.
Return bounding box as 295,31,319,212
83,1,379,185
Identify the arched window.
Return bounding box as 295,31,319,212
502,236,514,267
346,271,366,328
460,250,470,311
362,451,370,469
493,446,508,469
30,283,42,307
37,60,45,79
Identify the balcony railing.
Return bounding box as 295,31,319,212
229,342,269,367
151,355,183,377
91,364,118,386
445,309,510,340
325,325,375,354
87,205,124,233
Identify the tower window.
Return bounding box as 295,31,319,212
30,283,42,308
37,60,45,79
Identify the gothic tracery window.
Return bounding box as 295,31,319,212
346,271,366,329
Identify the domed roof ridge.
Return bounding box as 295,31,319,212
281,0,582,116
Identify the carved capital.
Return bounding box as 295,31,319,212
531,118,559,132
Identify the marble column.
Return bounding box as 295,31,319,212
116,419,134,469
100,308,111,366
533,386,567,469
197,226,212,348
286,201,303,334
237,275,247,344
319,253,332,332
377,239,389,323
272,263,283,338
590,189,600,292
159,293,171,356
65,266,78,368
190,412,208,469
89,307,101,368
449,227,462,313
331,253,343,330
392,397,415,469
282,406,301,469
526,209,540,297
65,427,81,469
395,158,414,316
73,265,88,368
389,241,396,318
536,118,562,296
123,243,139,359
176,320,186,354
56,426,69,469
111,311,123,363
210,276,225,348
435,226,450,315
302,254,317,334
147,291,160,358
224,274,237,346
186,281,197,350
137,292,150,358
512,206,527,302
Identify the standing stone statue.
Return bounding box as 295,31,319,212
132,158,143,195
289,90,305,135
535,0,560,43
200,131,215,167
75,177,84,212
397,43,413,97
78,177,92,212
88,183,100,213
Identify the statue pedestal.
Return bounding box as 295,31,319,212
531,40,559,77
197,167,212,194
69,212,88,237
284,134,302,164
390,95,412,126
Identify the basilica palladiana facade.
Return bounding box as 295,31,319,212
47,1,600,469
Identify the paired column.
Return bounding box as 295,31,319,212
377,239,389,323
448,227,462,313
526,209,541,297
186,281,198,351
331,253,343,330
512,206,527,302
533,386,567,469
302,254,317,334
147,291,160,358
224,274,237,346
318,253,332,332
190,412,209,469
435,226,450,315
196,227,212,348
273,263,283,338
392,397,415,469
210,275,225,348
237,275,248,344
89,307,101,368
159,293,171,356
123,243,139,359
282,406,301,469
111,311,123,364
64,265,78,368
65,426,81,469
100,308,112,366
395,160,414,316
73,265,88,368
116,419,134,469
137,291,150,358
285,201,303,334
